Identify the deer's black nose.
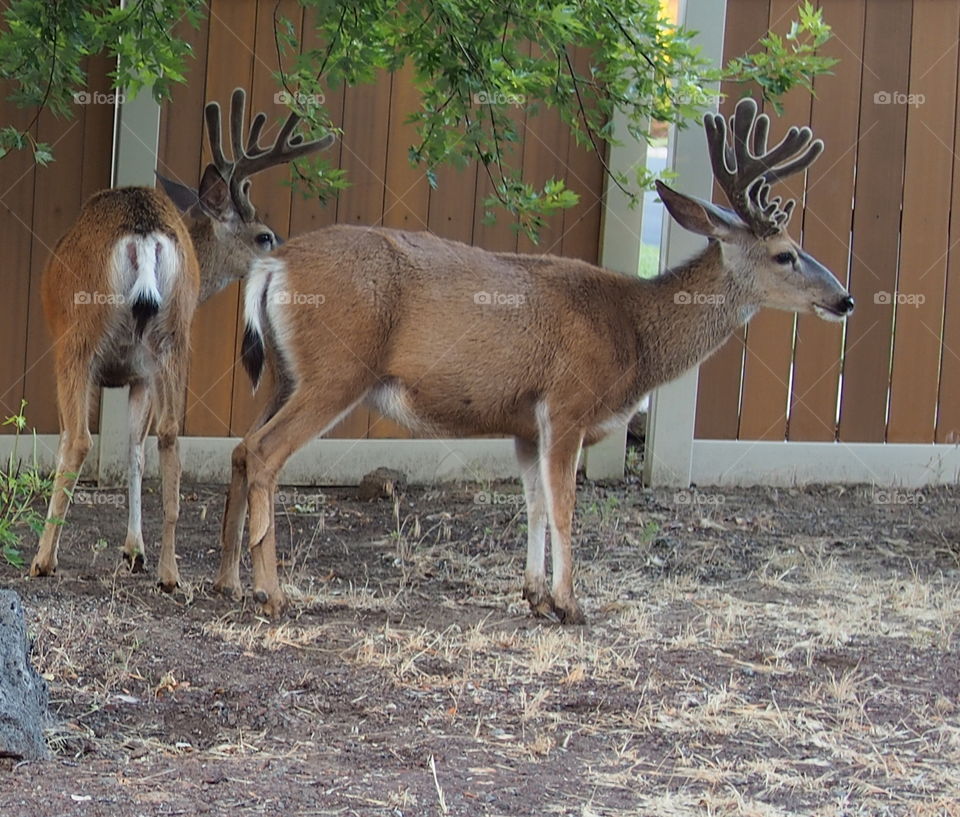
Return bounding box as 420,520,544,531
837,295,855,315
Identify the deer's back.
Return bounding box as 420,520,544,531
274,225,647,437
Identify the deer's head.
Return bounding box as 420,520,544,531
656,97,854,322
158,88,334,302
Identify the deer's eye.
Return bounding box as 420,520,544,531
255,232,274,249
774,251,796,265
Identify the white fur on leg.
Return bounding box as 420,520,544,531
124,383,151,569
515,438,547,590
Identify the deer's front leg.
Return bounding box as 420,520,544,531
536,412,585,625
515,437,554,617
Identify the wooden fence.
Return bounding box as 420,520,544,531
4,0,958,467
156,0,605,440
697,0,960,445
0,0,604,438
0,57,115,434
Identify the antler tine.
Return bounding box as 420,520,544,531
225,89,257,220
705,97,823,235
704,107,755,225
751,112,770,158
201,87,336,221
762,138,824,186
229,88,248,171
246,112,268,156
703,112,737,191
203,101,233,179
229,98,335,211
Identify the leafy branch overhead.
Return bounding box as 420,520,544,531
0,0,833,239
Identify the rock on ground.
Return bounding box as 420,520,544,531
0,590,48,760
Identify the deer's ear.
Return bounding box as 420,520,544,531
197,164,237,221
656,180,742,240
156,173,199,213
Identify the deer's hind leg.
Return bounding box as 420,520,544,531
215,379,290,600
516,437,553,617
152,349,187,591
534,405,585,625
122,380,153,572
244,383,368,618
31,353,94,577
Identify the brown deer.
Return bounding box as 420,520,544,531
29,89,333,589
216,97,853,623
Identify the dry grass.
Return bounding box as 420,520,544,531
4,481,960,816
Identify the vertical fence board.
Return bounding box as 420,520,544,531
158,13,209,436
183,0,257,437
886,1,959,443
78,56,116,434
788,0,865,441
288,8,343,237
329,72,394,438
837,0,913,442
694,0,770,439
428,163,478,245
936,15,960,444
518,47,571,256
0,91,37,426
229,0,305,437
736,0,815,441
23,101,89,433
158,16,210,189
560,47,604,265
472,43,532,254
370,63,429,439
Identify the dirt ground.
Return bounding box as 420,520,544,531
1,471,959,816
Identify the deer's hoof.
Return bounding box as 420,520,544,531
29,558,56,578
213,578,243,602
523,583,559,621
255,588,287,619
556,603,587,626
123,551,146,573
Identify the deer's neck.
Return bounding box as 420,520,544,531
189,220,245,303
633,241,757,388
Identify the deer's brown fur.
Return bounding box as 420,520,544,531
29,89,333,587
217,98,854,623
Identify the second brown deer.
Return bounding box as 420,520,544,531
217,98,854,623
29,89,333,588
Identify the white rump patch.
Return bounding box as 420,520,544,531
244,257,287,343
111,233,179,307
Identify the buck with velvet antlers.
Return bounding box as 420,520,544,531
218,97,853,623
29,89,333,588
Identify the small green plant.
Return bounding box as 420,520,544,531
0,401,55,568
